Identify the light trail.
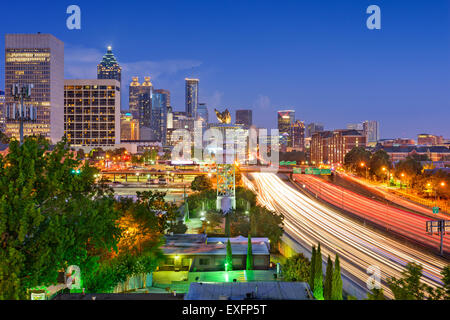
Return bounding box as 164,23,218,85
338,172,447,218
293,174,449,252
246,173,448,299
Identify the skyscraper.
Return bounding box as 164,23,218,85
236,109,252,127
292,120,305,151
129,76,153,136
0,90,5,132
363,120,379,144
151,91,169,144
154,89,171,109
185,78,199,117
277,110,295,146
64,79,121,146
97,46,122,84
306,123,324,138
5,33,64,143
197,103,209,123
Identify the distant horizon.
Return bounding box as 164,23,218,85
0,0,449,140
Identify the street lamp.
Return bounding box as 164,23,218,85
360,162,368,179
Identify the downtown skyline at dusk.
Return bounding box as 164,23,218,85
0,0,449,139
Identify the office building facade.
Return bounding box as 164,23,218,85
151,91,168,144
0,91,5,132
306,122,324,138
236,109,252,127
128,76,153,136
64,79,121,146
363,120,379,144
97,46,122,84
291,120,305,151
277,110,295,146
120,113,140,141
185,78,199,118
154,89,171,109
197,103,209,123
4,33,64,143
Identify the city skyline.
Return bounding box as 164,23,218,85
0,0,449,140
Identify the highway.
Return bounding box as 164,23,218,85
293,174,449,253
337,172,448,217
246,173,448,299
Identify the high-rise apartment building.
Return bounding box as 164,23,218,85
363,120,379,144
97,46,122,84
185,78,199,117
236,109,252,127
64,79,121,146
277,110,295,146
311,129,366,165
5,33,64,143
120,112,140,141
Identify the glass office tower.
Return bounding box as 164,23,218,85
4,33,64,143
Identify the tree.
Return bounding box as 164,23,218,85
331,254,343,300
249,206,284,247
225,239,233,271
387,262,430,300
229,209,250,236
313,243,324,299
309,246,316,292
394,156,422,186
344,147,371,175
191,175,213,192
324,255,333,300
76,148,85,159
246,234,253,270
0,137,121,299
168,221,188,234
369,150,391,180
224,213,231,237
366,288,386,300
282,253,310,282
205,210,224,231
0,130,10,144
135,190,180,234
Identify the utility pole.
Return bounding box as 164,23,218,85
8,83,35,145
426,220,449,256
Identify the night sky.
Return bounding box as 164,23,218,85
0,0,449,139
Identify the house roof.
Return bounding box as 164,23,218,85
161,242,269,256
185,282,313,300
